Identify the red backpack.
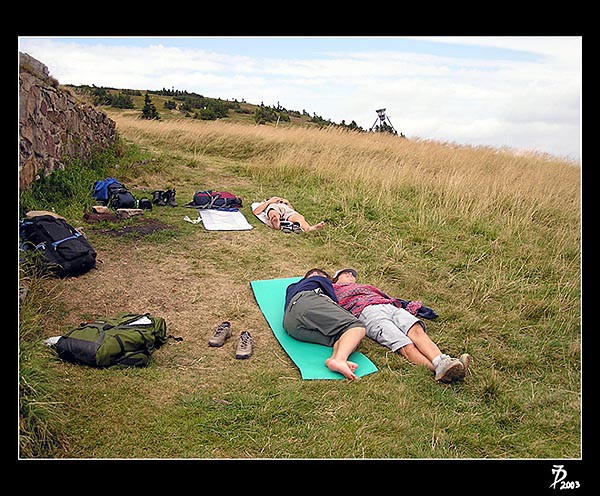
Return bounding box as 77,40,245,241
187,190,243,210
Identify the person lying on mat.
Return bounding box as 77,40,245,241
283,268,366,380
332,268,472,384
252,196,325,232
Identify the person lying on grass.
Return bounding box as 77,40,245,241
332,268,471,383
252,196,325,232
283,268,365,380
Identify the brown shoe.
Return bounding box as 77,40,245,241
208,321,231,347
235,331,253,359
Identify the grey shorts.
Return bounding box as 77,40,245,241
360,304,425,352
283,290,362,347
266,203,298,221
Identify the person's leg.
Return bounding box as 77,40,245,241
288,212,325,232
363,305,464,382
405,322,466,382
397,343,435,371
405,322,443,363
361,305,434,369
285,292,364,380
325,326,365,380
268,211,281,230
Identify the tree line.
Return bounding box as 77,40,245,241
73,85,399,134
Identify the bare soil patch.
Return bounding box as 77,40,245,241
98,217,175,237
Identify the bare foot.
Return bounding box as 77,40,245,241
325,358,359,380
305,221,325,232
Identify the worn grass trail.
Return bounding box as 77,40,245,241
20,113,581,459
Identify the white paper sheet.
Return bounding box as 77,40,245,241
198,209,253,231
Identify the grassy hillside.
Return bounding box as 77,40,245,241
66,84,352,130
19,111,581,460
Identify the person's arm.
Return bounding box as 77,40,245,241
316,276,338,302
252,197,281,215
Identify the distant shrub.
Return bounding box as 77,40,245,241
141,92,160,120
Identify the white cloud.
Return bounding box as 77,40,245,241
18,36,581,160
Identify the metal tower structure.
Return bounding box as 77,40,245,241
369,108,398,134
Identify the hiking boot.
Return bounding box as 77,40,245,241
164,189,178,207
235,331,253,359
153,190,166,206
459,353,472,377
434,356,464,383
208,321,231,347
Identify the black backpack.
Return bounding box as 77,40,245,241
107,181,136,209
20,215,97,277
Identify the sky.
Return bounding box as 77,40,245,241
18,36,582,161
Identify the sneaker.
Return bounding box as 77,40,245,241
291,221,303,234
459,353,472,377
434,356,464,383
235,331,253,359
208,321,231,347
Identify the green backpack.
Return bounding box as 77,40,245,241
55,313,179,368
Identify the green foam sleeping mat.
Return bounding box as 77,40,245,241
250,276,378,379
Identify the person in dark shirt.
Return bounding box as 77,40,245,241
283,268,366,380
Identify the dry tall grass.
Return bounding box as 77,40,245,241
112,114,580,235
112,114,581,334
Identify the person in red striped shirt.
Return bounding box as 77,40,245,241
332,268,471,383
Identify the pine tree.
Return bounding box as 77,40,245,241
141,92,160,120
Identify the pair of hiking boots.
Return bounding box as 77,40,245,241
208,321,253,359
153,189,178,207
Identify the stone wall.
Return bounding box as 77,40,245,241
19,52,117,190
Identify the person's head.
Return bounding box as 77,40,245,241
332,268,358,283
304,268,330,280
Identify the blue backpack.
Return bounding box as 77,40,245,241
92,178,120,203
93,178,136,209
